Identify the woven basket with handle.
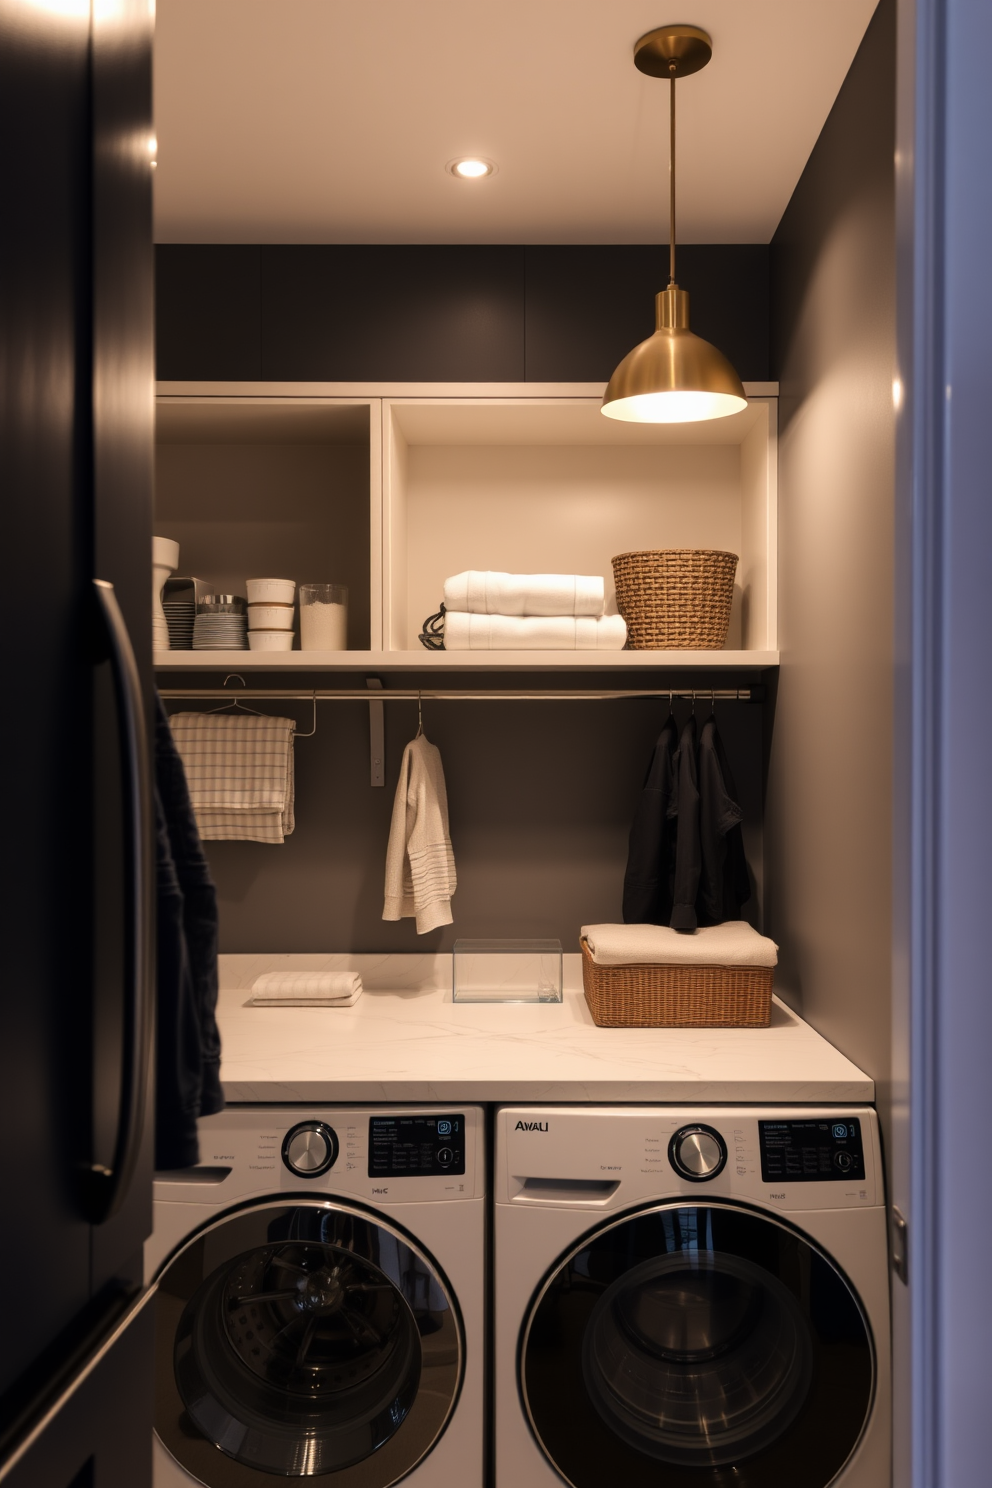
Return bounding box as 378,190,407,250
580,939,772,1028
611,548,738,649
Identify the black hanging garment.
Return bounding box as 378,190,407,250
669,714,701,932
696,714,752,925
154,693,223,1169
622,714,679,924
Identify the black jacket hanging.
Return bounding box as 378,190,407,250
670,714,701,932
154,692,223,1170
623,714,679,924
696,714,752,924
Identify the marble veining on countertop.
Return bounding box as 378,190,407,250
216,953,874,1103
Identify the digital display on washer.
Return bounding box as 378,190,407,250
368,1115,466,1177
759,1118,866,1183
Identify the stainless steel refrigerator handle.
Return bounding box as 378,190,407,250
88,579,152,1224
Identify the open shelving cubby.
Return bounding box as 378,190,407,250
154,383,778,673
154,394,380,658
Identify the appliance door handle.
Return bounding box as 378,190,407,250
86,578,152,1224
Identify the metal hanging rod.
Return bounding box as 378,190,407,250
159,686,757,703
160,676,760,788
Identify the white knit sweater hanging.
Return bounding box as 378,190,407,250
382,734,457,933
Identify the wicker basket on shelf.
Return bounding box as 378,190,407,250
611,549,738,650
580,939,772,1028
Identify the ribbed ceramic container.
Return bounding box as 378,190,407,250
611,548,738,649
580,939,771,1027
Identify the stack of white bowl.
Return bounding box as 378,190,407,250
247,578,296,651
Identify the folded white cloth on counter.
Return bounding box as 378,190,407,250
581,922,779,967
444,570,606,617
444,612,627,651
246,970,363,1006
168,712,295,843
383,734,457,934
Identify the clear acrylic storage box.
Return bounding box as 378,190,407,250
452,938,563,1003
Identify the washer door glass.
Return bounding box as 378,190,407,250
521,1203,874,1488
155,1201,462,1486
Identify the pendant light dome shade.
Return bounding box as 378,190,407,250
602,285,747,423
602,25,746,424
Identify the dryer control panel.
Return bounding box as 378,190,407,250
498,1105,880,1212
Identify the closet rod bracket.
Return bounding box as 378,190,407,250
367,677,384,787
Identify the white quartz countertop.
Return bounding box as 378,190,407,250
217,954,873,1104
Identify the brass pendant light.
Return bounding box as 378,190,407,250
602,25,747,424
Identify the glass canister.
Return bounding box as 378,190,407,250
299,583,348,650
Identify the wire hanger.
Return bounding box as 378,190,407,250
416,691,424,738
207,674,266,717
207,674,317,737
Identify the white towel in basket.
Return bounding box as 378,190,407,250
581,922,779,968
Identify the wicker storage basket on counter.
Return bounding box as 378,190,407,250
611,549,738,649
580,939,772,1028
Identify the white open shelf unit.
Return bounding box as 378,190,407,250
154,381,778,673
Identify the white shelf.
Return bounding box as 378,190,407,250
155,649,780,672
154,383,780,676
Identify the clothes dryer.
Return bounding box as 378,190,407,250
147,1106,484,1488
495,1105,889,1488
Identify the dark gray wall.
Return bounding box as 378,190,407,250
156,676,765,954
766,0,895,1132
154,244,770,383
154,239,772,956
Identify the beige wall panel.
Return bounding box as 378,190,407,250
403,444,743,647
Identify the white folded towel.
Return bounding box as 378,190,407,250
444,612,627,651
444,570,605,617
246,971,363,1006
581,922,779,968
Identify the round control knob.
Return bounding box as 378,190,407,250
834,1150,854,1173
669,1124,727,1182
282,1121,338,1178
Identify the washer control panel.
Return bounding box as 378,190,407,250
369,1114,466,1178
759,1118,866,1183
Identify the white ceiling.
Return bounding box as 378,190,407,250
153,0,877,246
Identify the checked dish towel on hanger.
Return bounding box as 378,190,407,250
168,711,296,843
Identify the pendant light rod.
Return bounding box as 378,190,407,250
669,60,677,285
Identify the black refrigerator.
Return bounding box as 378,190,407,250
0,0,155,1484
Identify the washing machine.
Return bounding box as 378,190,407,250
495,1105,889,1488
146,1105,485,1488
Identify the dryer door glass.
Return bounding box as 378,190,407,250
521,1203,873,1488
154,1200,462,1486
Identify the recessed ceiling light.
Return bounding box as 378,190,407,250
447,157,496,179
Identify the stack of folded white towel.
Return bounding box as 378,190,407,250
442,570,627,651
246,970,363,1007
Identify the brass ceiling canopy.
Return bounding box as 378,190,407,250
602,23,747,424
633,23,712,79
